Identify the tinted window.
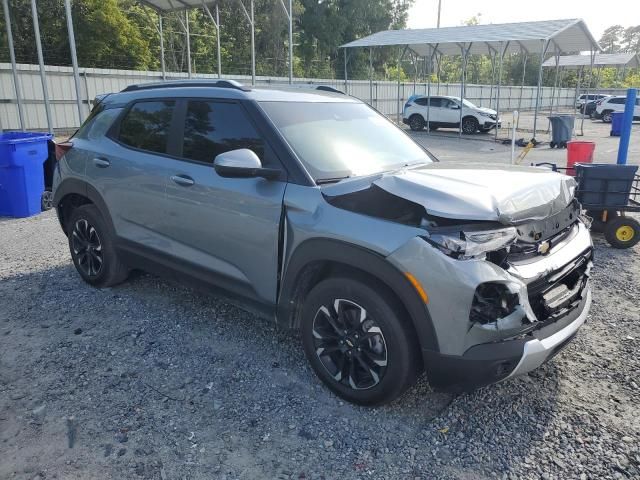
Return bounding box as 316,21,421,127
609,98,625,104
429,98,444,108
182,101,265,164
119,100,175,154
414,98,428,106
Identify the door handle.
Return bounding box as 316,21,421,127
171,175,195,187
93,157,111,168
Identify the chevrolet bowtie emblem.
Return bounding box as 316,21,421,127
538,241,551,255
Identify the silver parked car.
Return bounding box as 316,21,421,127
53,80,593,405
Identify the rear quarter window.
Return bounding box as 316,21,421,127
75,108,122,141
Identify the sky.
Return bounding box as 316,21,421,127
407,0,640,40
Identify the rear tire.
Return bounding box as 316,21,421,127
67,204,129,287
409,115,425,131
461,117,479,134
604,217,640,249
301,277,421,406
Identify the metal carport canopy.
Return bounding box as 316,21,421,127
340,18,599,56
542,52,640,69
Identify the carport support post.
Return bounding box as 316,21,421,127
343,49,348,94
396,47,407,124
201,2,222,78
64,0,83,125
185,11,192,78
458,43,471,138
426,47,435,136
579,50,595,136
532,40,550,140
369,48,373,105
494,41,509,142
2,0,25,130
517,53,527,130
31,0,53,134
278,0,293,83
159,14,166,80
549,49,560,116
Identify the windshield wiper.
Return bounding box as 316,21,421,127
316,176,350,185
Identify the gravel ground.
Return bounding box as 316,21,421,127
1,210,639,480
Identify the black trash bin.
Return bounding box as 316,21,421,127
575,163,639,208
547,115,575,148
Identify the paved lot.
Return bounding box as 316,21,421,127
1,130,640,479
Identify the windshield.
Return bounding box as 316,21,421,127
461,98,477,108
260,101,434,182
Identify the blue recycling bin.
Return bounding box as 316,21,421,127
0,131,53,218
610,111,624,137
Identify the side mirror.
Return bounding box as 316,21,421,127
213,148,281,180
450,104,461,110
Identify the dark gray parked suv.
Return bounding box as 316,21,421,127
53,80,593,405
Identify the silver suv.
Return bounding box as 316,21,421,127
53,80,593,405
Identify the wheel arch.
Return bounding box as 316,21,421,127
277,238,439,352
54,178,115,237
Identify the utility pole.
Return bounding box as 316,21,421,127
437,0,442,28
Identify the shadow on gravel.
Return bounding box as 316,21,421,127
1,263,563,479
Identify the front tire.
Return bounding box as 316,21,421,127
602,110,613,123
301,277,421,406
461,117,479,134
67,205,129,287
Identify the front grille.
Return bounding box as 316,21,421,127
526,248,592,322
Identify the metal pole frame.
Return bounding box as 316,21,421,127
485,42,498,108
516,47,528,130
64,0,83,124
2,0,25,130
277,0,293,84
397,46,408,124
369,47,373,105
142,6,167,80
201,2,222,79
237,0,255,85
532,39,550,140
31,0,53,133
185,11,191,77
457,42,472,138
579,49,596,136
343,48,348,94
159,14,166,79
494,41,510,141
549,44,561,117
426,45,438,135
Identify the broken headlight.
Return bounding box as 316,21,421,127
424,227,518,260
470,282,521,325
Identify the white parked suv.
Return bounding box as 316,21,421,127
575,94,609,109
402,95,500,134
594,96,640,123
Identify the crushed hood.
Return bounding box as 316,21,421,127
324,163,576,225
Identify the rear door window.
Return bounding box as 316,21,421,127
414,98,428,106
609,98,625,105
181,100,270,165
429,98,443,108
118,100,176,154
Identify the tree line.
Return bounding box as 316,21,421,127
0,1,638,88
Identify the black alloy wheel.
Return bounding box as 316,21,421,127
312,298,388,390
71,218,103,277
462,117,479,134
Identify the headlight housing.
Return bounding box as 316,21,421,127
423,227,518,260
478,111,494,118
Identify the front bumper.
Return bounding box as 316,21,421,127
387,221,593,392
423,287,590,392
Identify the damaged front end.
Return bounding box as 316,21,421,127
322,164,593,391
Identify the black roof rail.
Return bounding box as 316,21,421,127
121,79,250,93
